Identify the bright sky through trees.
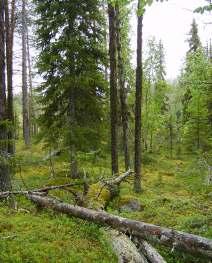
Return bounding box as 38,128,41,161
13,0,211,93
130,0,212,79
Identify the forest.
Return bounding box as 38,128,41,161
0,0,212,262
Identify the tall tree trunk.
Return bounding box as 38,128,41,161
5,0,15,154
169,117,173,159
22,0,30,146
26,27,37,137
115,4,130,171
108,3,119,175
197,94,200,149
134,3,143,193
69,88,78,179
103,1,109,82
150,130,153,153
144,79,150,152
0,0,11,191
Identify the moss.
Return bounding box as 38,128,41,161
0,208,117,263
86,183,111,209
4,141,211,263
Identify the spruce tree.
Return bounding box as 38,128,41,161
34,0,107,177
188,19,201,53
183,19,202,123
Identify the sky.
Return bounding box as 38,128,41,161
14,0,212,93
130,0,212,80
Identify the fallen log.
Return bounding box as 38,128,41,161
136,238,167,263
0,183,84,199
104,170,133,186
27,194,212,259
104,229,148,263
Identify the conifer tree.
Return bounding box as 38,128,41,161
5,0,16,154
183,19,202,123
34,0,107,177
108,2,119,175
188,19,201,53
22,0,30,146
134,0,143,193
0,0,11,191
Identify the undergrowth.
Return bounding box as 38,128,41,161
0,141,211,262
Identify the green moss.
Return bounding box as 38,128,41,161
87,183,111,209
3,141,211,263
0,207,117,263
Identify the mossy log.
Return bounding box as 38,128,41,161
27,194,212,259
86,170,151,261
86,170,132,209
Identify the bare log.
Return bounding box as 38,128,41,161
104,170,132,186
27,194,212,259
105,229,148,263
33,183,83,193
136,238,167,263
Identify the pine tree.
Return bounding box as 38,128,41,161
134,0,143,193
0,0,11,191
22,0,30,146
5,0,16,154
108,2,119,175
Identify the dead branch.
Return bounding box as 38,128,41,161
0,182,84,199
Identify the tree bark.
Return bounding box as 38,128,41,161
5,0,16,154
0,0,11,191
169,117,173,159
22,0,30,146
135,238,167,263
69,87,78,179
115,4,130,171
0,0,7,146
26,27,36,137
134,3,143,193
27,194,212,259
106,229,148,263
108,3,119,175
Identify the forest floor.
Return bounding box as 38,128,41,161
0,141,211,263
